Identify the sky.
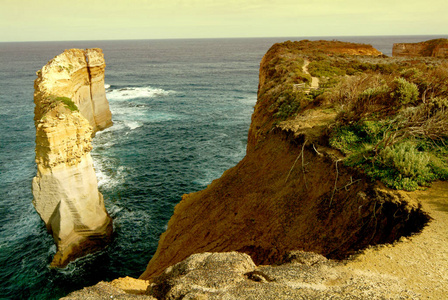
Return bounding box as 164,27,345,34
1,0,447,42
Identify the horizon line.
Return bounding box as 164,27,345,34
1,34,447,44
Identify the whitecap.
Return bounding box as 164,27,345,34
239,95,257,105
104,84,111,90
106,86,173,101
124,121,143,130
94,162,126,190
107,204,124,217
193,169,222,186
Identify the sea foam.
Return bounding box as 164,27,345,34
106,86,172,101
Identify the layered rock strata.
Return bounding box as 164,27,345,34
32,49,113,267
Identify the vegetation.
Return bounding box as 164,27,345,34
327,62,448,190
262,40,448,191
54,96,78,111
57,64,74,73
39,95,78,119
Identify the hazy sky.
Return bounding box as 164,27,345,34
1,0,447,42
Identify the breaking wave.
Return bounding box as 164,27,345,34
106,86,173,101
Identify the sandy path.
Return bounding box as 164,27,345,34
343,181,448,298
302,59,319,89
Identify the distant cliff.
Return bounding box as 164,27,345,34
393,38,448,57
32,49,113,267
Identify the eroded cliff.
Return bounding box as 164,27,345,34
140,41,434,281
32,49,113,267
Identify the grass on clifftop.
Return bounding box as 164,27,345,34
324,59,448,191
264,40,448,191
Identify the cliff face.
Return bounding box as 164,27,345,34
140,41,426,280
32,49,113,267
393,38,448,57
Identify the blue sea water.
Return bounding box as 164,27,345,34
0,35,446,299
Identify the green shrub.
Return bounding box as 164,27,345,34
380,141,430,179
329,126,361,154
358,85,390,102
391,77,419,106
400,67,423,80
272,89,306,121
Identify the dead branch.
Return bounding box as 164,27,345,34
285,139,307,183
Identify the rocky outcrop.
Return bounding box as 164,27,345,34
32,49,113,267
145,251,419,299
62,277,153,300
61,281,155,300
392,38,448,57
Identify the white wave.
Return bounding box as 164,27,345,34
107,86,172,101
104,84,111,89
193,169,222,186
94,160,126,190
239,95,257,105
124,121,143,130
94,122,127,137
107,204,124,217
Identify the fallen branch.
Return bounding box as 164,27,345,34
285,140,307,184
312,143,323,156
329,159,343,207
302,142,308,189
336,177,362,191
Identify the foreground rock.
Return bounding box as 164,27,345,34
32,49,113,267
146,251,421,299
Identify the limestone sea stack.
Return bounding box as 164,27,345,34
32,48,113,267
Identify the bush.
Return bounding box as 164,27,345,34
329,126,360,154
380,141,430,179
391,77,419,106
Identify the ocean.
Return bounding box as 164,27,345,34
0,35,446,299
